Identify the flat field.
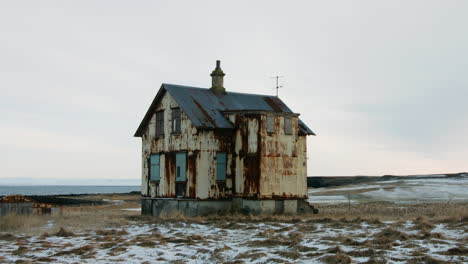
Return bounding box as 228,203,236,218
309,176,468,204
1,181,467,264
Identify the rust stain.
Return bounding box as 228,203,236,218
282,158,292,169
0,195,34,203
243,155,260,195
165,152,176,198
213,130,233,152
188,151,198,198
142,91,309,201
242,114,262,195
274,116,280,134
216,181,227,197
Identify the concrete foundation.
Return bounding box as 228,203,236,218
142,198,315,216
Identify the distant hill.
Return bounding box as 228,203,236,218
307,172,468,188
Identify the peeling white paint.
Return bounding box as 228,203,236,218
141,92,309,200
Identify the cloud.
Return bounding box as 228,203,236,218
0,124,139,180
0,125,125,154
0,1,467,178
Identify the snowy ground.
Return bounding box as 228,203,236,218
1,179,467,264
1,218,467,264
308,177,468,204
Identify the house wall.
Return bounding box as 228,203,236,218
141,92,234,199
259,115,308,198
226,113,261,197
226,112,307,199
140,93,308,201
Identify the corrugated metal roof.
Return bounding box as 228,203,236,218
134,84,315,136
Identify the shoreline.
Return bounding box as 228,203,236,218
0,192,140,206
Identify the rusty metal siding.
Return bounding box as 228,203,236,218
141,92,234,200
227,113,262,197
258,114,308,199
247,119,259,154
141,91,309,201
0,196,62,216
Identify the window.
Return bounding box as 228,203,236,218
284,117,292,135
216,152,227,181
150,154,160,181
175,152,186,182
172,108,181,134
266,115,275,133
175,152,187,197
155,111,164,137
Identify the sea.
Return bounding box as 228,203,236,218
0,185,140,196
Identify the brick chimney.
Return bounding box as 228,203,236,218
210,60,226,94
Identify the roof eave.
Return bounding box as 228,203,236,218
134,84,167,137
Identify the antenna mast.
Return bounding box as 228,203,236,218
270,75,284,97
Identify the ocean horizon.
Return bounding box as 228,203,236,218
0,185,140,196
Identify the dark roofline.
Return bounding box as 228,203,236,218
134,83,315,137
134,84,167,137
134,83,287,137
163,83,280,98
221,110,300,116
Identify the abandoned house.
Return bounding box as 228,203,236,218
134,61,315,216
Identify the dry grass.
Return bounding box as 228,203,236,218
55,227,75,237
0,194,140,235
319,252,352,264
274,250,302,260
3,197,462,236
0,214,49,234
346,248,377,257
311,202,468,222
0,210,130,235
235,250,268,260
312,187,381,196
132,202,468,226
79,193,140,202
1,191,467,262
372,228,410,243
361,257,387,264
406,255,446,264
1,197,467,264
54,245,95,257
441,247,468,255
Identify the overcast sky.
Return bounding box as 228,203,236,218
1,1,467,182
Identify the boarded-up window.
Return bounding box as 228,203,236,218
172,108,181,134
150,154,160,181
266,115,275,133
284,117,292,135
216,152,227,181
155,111,164,137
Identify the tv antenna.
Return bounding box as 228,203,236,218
270,75,284,97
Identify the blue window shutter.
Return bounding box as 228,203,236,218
216,152,227,181
176,152,186,181
150,154,160,181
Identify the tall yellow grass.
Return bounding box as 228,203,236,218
1,195,467,236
